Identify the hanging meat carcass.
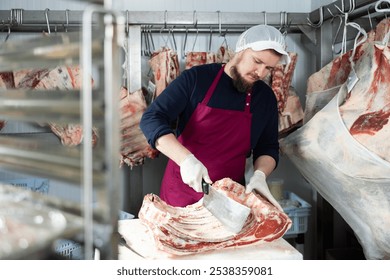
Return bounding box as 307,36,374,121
0,72,15,130
267,52,303,135
148,47,180,100
138,177,291,256
120,87,159,167
13,66,99,146
184,52,216,69
280,40,390,260
304,18,390,124
216,45,235,63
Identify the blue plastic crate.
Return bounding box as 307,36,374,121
1,178,49,194
281,191,311,236
54,211,134,259
54,239,83,260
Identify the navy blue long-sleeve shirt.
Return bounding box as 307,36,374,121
140,63,279,166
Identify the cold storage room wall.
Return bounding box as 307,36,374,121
0,0,334,260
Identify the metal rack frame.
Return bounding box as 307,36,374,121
1,0,385,260
0,4,124,259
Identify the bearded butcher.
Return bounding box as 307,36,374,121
140,25,290,210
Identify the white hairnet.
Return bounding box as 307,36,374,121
235,25,290,64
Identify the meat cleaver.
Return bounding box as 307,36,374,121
202,179,251,234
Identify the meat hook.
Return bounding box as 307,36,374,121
334,0,355,15
217,10,222,36
169,27,177,51
1,24,11,42
209,27,213,52
330,14,343,55
193,10,198,28
64,9,69,32
125,10,129,35
45,8,50,35
307,6,323,28
191,27,199,52
148,26,155,53
182,28,188,59
375,0,390,13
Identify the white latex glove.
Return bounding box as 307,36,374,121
179,154,212,192
246,170,283,212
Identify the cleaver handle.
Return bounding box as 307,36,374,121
201,179,210,195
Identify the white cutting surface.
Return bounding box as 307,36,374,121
118,219,302,260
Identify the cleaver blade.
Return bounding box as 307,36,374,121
202,180,251,234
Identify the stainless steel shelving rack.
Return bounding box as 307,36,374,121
0,3,124,259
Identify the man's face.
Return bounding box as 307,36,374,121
230,48,282,92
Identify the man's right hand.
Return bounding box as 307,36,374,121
180,154,212,192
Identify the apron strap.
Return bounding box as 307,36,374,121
201,65,225,105
202,64,252,113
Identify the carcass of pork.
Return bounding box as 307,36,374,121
216,45,235,63
185,52,216,69
267,52,303,135
280,41,390,260
138,178,291,256
148,47,180,100
304,18,390,124
12,66,99,147
120,87,159,167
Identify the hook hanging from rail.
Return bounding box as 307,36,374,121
366,4,374,30
334,0,356,15
217,11,222,36
45,8,50,34
170,27,177,51
209,27,213,52
375,0,390,13
326,7,343,55
149,25,155,52
193,10,197,28
164,10,168,29
307,6,323,28
64,9,69,32
125,10,129,35
192,26,199,52
182,27,188,59
1,24,11,42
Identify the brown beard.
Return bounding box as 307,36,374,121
230,66,253,93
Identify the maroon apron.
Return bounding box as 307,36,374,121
160,65,252,207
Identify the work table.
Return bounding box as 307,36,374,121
118,219,303,260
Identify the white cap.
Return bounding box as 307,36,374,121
235,25,290,64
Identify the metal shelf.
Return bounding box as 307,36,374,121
0,6,124,260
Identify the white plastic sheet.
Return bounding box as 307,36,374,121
280,42,390,260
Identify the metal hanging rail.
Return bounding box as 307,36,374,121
308,0,381,25
0,9,309,33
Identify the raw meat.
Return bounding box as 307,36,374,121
185,52,216,69
271,52,298,113
339,42,390,162
216,45,234,63
266,52,303,135
306,50,353,95
0,72,15,130
304,18,390,123
120,87,159,167
138,178,291,256
13,66,98,146
280,41,390,259
278,87,304,136
148,47,180,99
